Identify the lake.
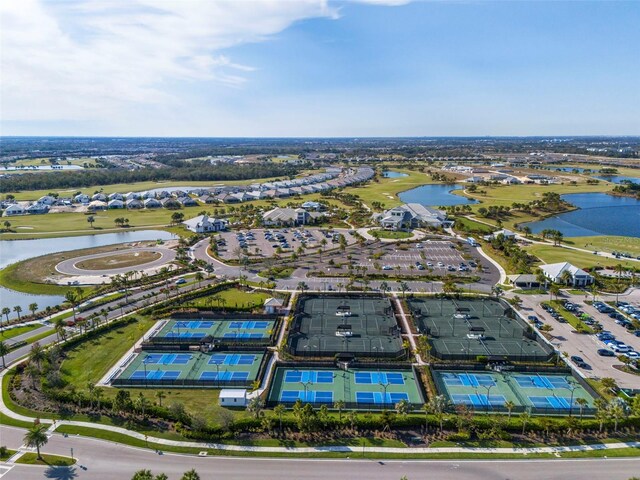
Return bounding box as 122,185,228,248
3,165,83,171
524,193,640,238
594,175,640,184
383,171,408,178
0,230,175,319
398,184,477,207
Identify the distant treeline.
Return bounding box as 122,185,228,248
0,163,300,193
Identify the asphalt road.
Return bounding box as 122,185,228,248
55,246,176,276
2,426,639,480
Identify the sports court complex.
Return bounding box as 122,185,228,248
407,297,552,361
111,351,266,388
268,367,425,409
432,369,597,414
287,295,405,358
146,316,278,345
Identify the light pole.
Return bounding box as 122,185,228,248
380,382,390,407
565,384,578,417
143,358,149,388
301,381,312,403
483,385,494,413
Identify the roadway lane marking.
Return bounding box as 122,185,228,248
0,465,13,478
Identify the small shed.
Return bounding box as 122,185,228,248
219,389,248,407
263,297,284,315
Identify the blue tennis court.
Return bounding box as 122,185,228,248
131,370,181,380
209,353,256,365
174,321,215,329
450,393,507,407
143,353,192,365
228,321,270,329
199,371,250,381
355,391,409,404
280,390,334,403
441,372,497,388
223,332,265,339
284,370,334,384
514,375,571,390
529,396,576,409
354,372,405,385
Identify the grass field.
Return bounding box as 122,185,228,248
526,244,639,269
343,168,435,208
0,324,40,340
373,230,412,239
568,236,640,256
187,287,272,309
76,250,162,270
453,217,494,234
15,453,76,466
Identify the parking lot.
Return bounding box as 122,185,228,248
350,240,482,277
519,293,640,389
215,227,358,261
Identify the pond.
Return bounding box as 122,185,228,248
524,193,640,238
398,184,477,207
0,230,175,320
383,171,408,178
594,175,640,184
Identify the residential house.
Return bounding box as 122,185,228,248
37,195,56,205
143,198,162,209
74,194,90,204
3,204,25,216
108,192,124,201
87,200,107,211
27,203,49,214
91,193,107,202
107,199,125,209
126,199,144,209
160,198,181,209
178,196,197,207
483,229,517,241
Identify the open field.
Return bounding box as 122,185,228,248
75,250,162,270
187,288,272,309
0,324,40,340
525,244,639,269
373,230,412,239
569,236,640,256
343,168,434,208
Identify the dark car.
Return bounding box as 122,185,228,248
570,355,585,363
597,349,615,357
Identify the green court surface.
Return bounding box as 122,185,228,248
268,367,425,409
407,297,552,361
288,295,404,358
112,351,264,388
150,318,277,343
433,370,597,414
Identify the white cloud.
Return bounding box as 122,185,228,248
0,0,345,122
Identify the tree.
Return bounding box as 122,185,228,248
600,377,618,394
520,409,531,435
155,390,166,407
65,290,79,322
131,471,153,480
504,400,516,421
171,212,185,225
399,281,410,298
395,399,412,416
1,307,10,324
181,469,201,480
28,302,39,317
247,396,265,419
575,397,588,421
428,395,448,432
549,283,560,302
297,281,309,293
273,403,286,432
13,305,22,320
24,423,48,460
334,400,345,422
195,271,204,288
608,398,629,432
87,215,96,228
30,342,45,368
614,263,625,304
0,341,8,368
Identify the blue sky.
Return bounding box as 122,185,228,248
1,0,639,136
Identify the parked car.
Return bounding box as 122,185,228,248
597,349,615,357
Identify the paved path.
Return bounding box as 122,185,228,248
56,246,176,276
2,425,639,480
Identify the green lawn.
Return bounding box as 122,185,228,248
525,244,639,269
0,448,16,461
569,236,640,256
15,452,76,466
0,324,40,340
373,230,412,239
343,168,435,208
453,216,494,234
187,287,271,309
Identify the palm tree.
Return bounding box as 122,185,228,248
30,342,45,368
247,396,265,419
594,398,608,432
560,270,573,287
94,388,104,410
87,215,96,228
181,469,201,480
1,307,10,324
549,283,560,302
0,341,8,368
155,391,166,407
334,400,345,422
520,409,531,435
24,423,48,460
297,281,309,293
28,303,38,317
504,400,516,421
65,290,78,322
399,281,410,298
13,306,22,320
614,263,625,303
273,403,286,432
428,395,448,432
54,317,67,341
195,271,204,288
575,398,588,421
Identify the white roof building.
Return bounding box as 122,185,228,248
539,262,594,287
183,214,228,233
219,389,248,407
373,203,447,231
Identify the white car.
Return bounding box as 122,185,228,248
622,351,639,359
437,262,444,267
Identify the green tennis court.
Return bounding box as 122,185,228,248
407,297,552,361
433,370,597,414
151,317,277,343
288,295,405,358
112,350,265,388
268,367,425,409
